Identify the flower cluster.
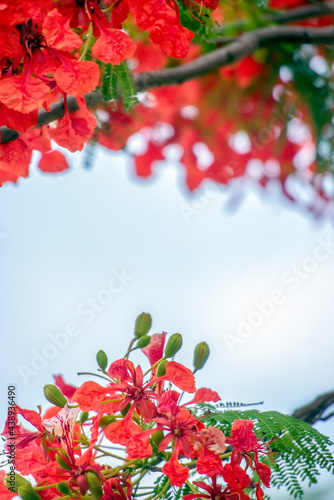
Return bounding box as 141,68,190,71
0,0,219,185
1,0,334,206
1,314,276,500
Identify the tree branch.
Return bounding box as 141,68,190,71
292,389,334,425
1,23,334,145
270,0,334,24
214,0,334,43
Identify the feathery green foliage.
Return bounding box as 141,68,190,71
197,405,334,499
153,474,192,500
100,62,138,112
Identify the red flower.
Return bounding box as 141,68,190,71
154,394,204,485
226,420,259,453
226,420,273,493
107,358,158,420
193,427,226,476
102,477,132,500
162,442,190,486
222,463,252,491
184,478,251,500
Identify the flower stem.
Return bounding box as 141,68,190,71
144,479,170,500
124,338,137,359
79,23,93,61
143,358,166,377
77,372,111,382
94,445,130,461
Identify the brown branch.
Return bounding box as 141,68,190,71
271,0,334,24
292,389,334,425
1,23,334,145
214,0,334,43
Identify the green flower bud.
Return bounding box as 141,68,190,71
5,473,31,492
96,350,108,372
18,486,42,500
44,384,67,408
193,342,210,371
151,430,164,448
80,412,89,424
121,403,131,417
164,333,183,358
156,359,167,377
136,335,151,349
57,483,71,495
84,471,104,500
134,313,152,338
55,453,72,470
99,415,116,428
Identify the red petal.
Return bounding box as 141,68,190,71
42,406,62,419
256,462,271,487
0,138,31,186
162,449,189,486
135,141,164,177
0,26,22,58
16,407,44,432
108,358,135,382
51,104,96,153
196,449,224,476
22,126,52,152
149,21,194,58
53,374,77,399
157,390,180,417
222,462,252,491
72,381,111,412
92,28,136,65
0,103,37,134
54,60,100,97
126,432,153,459
38,150,69,173
43,9,83,52
160,361,196,393
186,388,220,405
141,332,166,366
0,73,50,113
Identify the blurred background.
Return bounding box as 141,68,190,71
1,146,333,498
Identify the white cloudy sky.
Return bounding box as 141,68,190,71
1,147,334,498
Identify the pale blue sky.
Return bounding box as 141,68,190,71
1,147,334,498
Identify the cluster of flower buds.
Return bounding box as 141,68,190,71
1,313,275,500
